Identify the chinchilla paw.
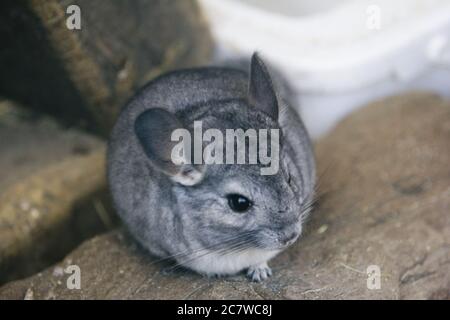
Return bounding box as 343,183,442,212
246,263,272,282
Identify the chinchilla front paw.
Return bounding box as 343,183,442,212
246,262,272,282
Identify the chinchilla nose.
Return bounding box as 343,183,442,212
279,231,299,246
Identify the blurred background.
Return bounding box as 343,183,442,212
200,0,450,137
0,0,449,299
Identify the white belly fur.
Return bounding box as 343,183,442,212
185,248,280,276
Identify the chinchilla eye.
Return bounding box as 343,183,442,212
227,194,252,213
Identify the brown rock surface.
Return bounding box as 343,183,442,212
1,92,449,299
0,101,116,284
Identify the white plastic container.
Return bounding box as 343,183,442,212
199,0,450,138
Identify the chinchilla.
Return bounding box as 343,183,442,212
107,53,316,281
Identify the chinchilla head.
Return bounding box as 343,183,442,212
133,54,315,258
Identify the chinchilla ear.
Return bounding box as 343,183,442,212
134,108,203,186
248,53,279,120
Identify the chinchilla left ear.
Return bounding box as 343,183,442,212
134,108,204,186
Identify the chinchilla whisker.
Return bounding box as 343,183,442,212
302,188,324,213
147,233,252,266
216,240,250,257
312,161,336,199
302,189,329,223
296,198,315,220
162,233,255,271
221,242,254,258
167,234,256,272
215,232,257,256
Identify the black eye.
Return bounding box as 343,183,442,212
227,194,252,213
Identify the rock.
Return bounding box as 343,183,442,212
1,92,449,299
0,0,212,135
0,101,117,284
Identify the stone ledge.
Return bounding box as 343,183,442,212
0,102,116,284
1,92,449,299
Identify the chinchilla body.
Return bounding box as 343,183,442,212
107,54,315,281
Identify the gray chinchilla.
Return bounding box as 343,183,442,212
107,53,316,282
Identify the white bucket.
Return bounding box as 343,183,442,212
199,0,450,138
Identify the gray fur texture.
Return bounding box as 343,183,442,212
107,53,315,281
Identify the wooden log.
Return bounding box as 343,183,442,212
0,0,213,135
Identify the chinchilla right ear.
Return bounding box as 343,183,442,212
134,108,204,186
248,53,279,121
